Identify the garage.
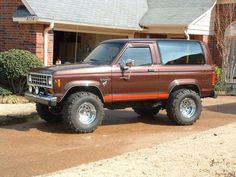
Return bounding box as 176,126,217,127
53,31,127,64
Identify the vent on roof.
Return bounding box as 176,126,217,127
17,5,27,11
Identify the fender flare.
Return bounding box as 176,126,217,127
168,79,201,94
58,80,104,102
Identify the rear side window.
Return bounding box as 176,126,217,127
157,41,206,65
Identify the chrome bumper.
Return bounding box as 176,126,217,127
25,92,57,106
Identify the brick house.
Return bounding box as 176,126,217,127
0,0,235,66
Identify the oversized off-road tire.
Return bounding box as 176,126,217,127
62,92,104,133
132,107,160,117
36,103,63,123
166,89,202,125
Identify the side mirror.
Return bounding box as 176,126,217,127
119,62,129,71
125,59,135,68
119,59,135,71
119,58,128,70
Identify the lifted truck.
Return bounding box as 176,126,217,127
25,39,217,133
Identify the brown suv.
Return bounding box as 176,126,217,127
25,39,217,133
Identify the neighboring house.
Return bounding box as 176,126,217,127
0,0,234,66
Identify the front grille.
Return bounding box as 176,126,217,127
28,73,52,88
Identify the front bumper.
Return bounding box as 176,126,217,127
25,92,57,106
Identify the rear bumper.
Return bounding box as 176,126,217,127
25,92,57,106
211,91,218,98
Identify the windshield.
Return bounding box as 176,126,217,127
83,43,124,65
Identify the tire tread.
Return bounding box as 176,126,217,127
62,92,104,133
167,89,202,125
36,103,62,123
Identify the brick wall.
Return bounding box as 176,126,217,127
204,35,222,66
0,0,53,65
205,3,236,67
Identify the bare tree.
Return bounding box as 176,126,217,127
215,1,236,82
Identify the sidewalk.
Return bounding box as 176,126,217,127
0,103,37,126
38,122,236,177
0,103,36,116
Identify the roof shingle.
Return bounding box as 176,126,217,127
140,0,216,27
13,0,216,30
23,0,148,30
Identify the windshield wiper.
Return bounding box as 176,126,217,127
90,59,99,62
83,58,111,65
82,59,99,64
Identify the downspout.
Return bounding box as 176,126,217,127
44,22,54,66
184,29,190,40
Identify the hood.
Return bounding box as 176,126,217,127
29,63,110,75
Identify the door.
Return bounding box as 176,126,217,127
111,43,159,102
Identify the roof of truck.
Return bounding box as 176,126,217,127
102,38,201,43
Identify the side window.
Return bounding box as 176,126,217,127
119,47,152,66
157,41,206,65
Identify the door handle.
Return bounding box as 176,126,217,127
148,69,155,72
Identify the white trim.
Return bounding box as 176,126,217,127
41,19,142,31
188,1,217,27
13,17,143,32
142,24,187,28
21,0,36,15
13,16,40,23
142,25,186,34
54,27,132,37
13,17,27,22
44,22,54,66
187,29,213,35
184,30,190,40
186,1,216,35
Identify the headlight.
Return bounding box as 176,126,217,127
28,75,32,82
35,86,39,94
29,86,33,93
48,76,53,86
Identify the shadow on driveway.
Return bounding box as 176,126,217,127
0,110,174,134
2,102,236,134
204,103,236,115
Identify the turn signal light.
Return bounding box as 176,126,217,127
212,71,217,86
56,79,61,88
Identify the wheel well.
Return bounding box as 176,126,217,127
170,85,200,95
61,86,104,103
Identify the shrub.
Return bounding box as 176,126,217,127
0,49,42,94
0,95,19,104
215,66,225,91
0,86,12,96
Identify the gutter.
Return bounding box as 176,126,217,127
184,29,190,40
44,22,54,66
13,17,142,32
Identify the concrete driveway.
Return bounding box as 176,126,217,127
0,96,235,177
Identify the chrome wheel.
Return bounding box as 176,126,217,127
77,102,97,125
180,98,196,118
